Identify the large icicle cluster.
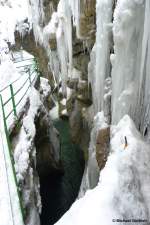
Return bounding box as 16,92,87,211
110,0,150,140
28,0,84,96
88,0,150,140
92,0,113,113
0,0,29,45
68,0,81,38
55,0,150,224
111,0,145,126
56,0,73,94
137,0,150,138
79,112,108,197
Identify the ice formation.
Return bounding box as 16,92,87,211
111,0,145,126
14,88,42,225
79,112,108,197
87,0,150,140
1,0,149,131
1,0,150,224
54,0,150,224
28,0,83,95
94,0,113,113
68,0,81,38
0,0,29,45
56,0,72,94
55,115,150,225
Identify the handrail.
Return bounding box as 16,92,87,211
3,96,12,107
15,83,31,108
16,63,33,69
0,94,25,222
0,129,15,225
4,72,37,120
5,108,14,120
1,67,37,130
0,58,39,224
13,57,34,63
0,66,33,93
14,77,29,96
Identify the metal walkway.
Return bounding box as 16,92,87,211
0,56,38,225
0,126,24,225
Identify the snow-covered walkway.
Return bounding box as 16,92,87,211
0,52,36,225
0,108,24,225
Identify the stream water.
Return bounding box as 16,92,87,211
40,118,85,225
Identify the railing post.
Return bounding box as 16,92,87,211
0,93,15,166
10,84,17,118
29,67,32,86
0,94,25,221
0,94,8,135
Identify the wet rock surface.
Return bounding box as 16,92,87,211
96,127,110,170
40,118,85,225
34,108,61,177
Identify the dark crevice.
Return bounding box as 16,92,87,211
40,173,65,225
36,118,85,225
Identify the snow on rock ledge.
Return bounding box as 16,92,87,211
79,111,109,197
14,85,61,225
55,115,150,225
14,88,41,181
0,0,29,44
14,88,42,225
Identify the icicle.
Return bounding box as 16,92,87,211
88,0,113,115
95,0,113,113
111,0,145,125
68,0,84,39
88,44,96,111
0,0,29,45
56,21,68,95
137,0,150,138
56,0,73,95
28,0,45,46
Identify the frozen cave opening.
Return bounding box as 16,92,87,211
36,118,85,225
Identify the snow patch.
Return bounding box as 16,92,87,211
55,115,150,225
14,88,41,181
40,77,51,97
79,111,108,197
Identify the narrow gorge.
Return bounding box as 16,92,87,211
0,0,150,225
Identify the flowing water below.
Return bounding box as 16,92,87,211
40,118,85,225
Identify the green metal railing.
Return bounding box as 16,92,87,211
0,58,38,223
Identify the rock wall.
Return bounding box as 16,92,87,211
13,0,99,193
13,0,96,158
13,0,150,196
11,79,62,225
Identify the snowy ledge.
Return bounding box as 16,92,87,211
55,115,150,225
14,77,51,183
14,87,41,182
